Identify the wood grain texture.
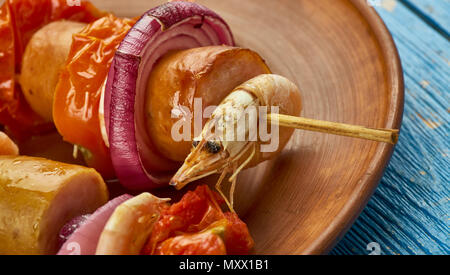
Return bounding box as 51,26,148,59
332,0,449,255
401,0,450,38
91,0,404,254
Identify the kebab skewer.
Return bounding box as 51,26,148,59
0,1,400,255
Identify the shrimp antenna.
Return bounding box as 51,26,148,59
229,143,256,209
215,169,234,212
229,143,256,183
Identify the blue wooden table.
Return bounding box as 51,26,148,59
331,0,449,255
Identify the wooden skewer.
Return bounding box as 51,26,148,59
267,113,399,145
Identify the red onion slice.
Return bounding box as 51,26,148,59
57,214,90,250
57,194,133,255
105,2,235,190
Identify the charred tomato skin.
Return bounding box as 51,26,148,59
0,0,105,139
142,185,253,255
53,15,137,178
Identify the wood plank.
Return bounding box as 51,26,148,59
401,0,450,38
332,1,450,255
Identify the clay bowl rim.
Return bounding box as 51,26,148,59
301,0,404,255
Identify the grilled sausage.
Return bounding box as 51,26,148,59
0,156,108,254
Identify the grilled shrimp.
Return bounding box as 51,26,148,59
170,74,302,210
0,131,19,156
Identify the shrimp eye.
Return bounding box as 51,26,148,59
206,141,221,154
192,140,200,148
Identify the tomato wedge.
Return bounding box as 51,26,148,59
53,14,137,178
142,185,254,255
156,224,228,255
0,0,105,139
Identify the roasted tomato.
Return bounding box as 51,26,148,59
0,0,104,139
156,224,227,255
142,185,254,255
53,14,137,178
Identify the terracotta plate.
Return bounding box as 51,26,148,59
92,0,404,254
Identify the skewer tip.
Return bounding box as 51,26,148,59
390,130,400,145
